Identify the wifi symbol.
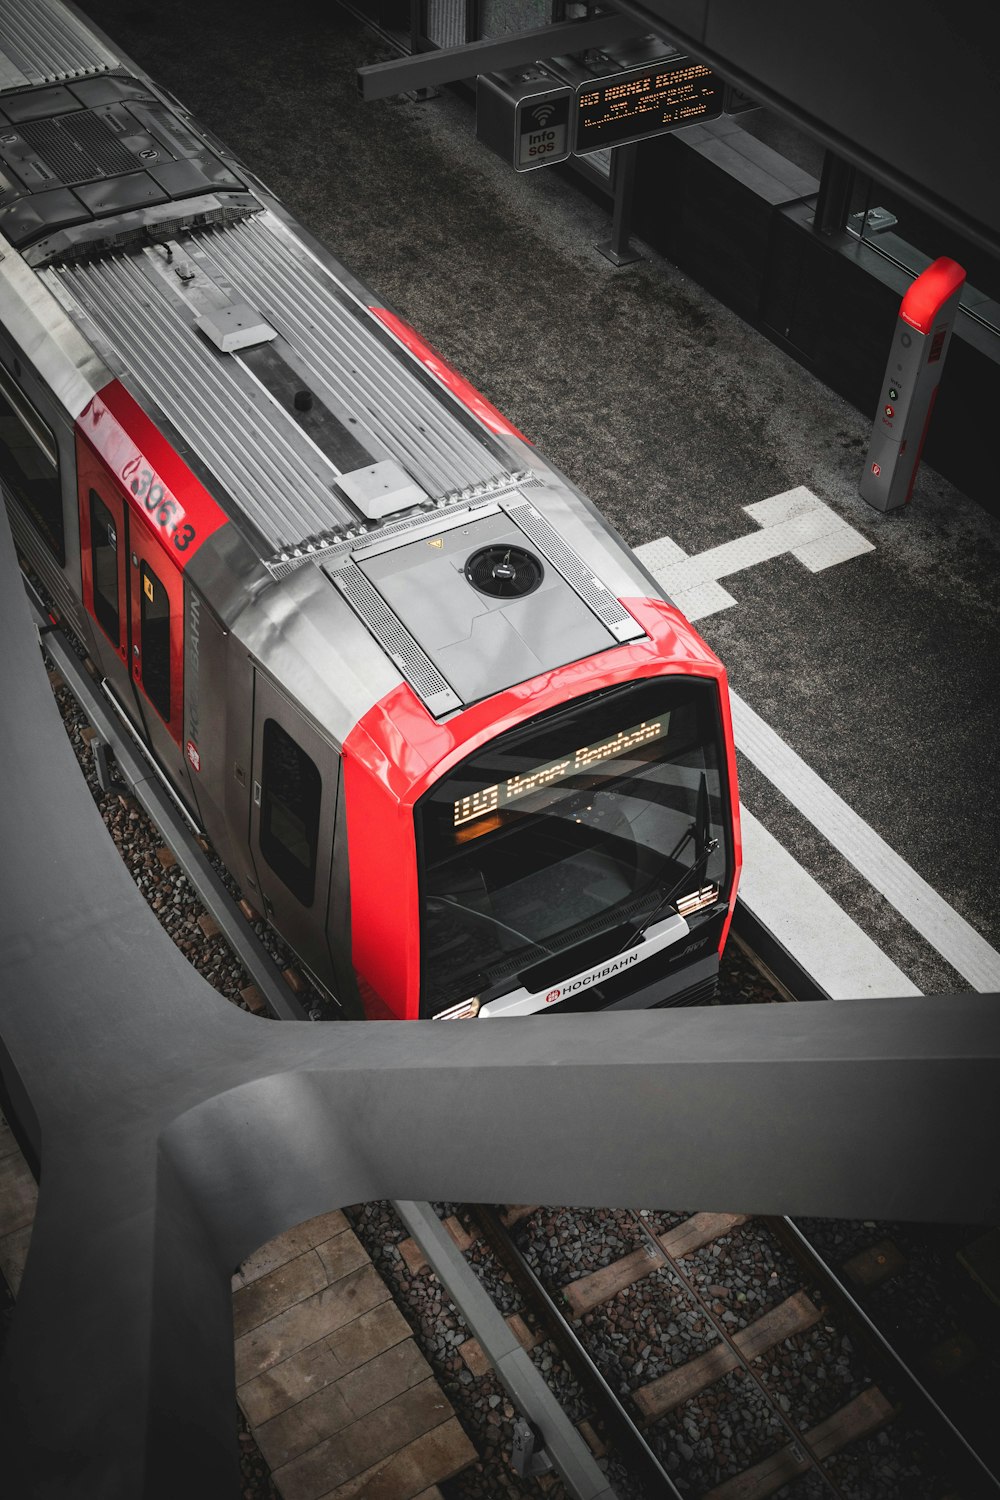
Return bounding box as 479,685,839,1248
532,103,555,127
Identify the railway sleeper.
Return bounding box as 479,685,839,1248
958,1226,1000,1308
398,1206,539,1275
919,1330,980,1380
457,1312,540,1375
563,1212,751,1318
633,1291,824,1420
700,1385,896,1500
840,1237,906,1290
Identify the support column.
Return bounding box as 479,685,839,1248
814,149,854,235
597,143,642,267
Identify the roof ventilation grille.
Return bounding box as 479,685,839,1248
464,544,543,599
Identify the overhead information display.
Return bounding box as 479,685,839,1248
574,56,722,154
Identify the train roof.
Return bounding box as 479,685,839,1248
1,0,679,722
0,4,525,542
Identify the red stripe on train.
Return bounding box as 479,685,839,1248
369,306,531,444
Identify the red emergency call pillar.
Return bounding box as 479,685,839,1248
860,257,965,511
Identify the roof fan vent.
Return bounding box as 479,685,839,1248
465,545,543,599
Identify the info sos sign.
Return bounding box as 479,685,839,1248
476,70,572,173
515,93,571,170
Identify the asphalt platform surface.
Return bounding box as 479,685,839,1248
79,0,1000,996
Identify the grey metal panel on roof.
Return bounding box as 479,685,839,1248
507,496,644,641
328,561,462,717
354,509,617,710
0,0,117,88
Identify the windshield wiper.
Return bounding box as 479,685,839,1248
626,835,719,948
426,894,556,958
616,772,719,952
430,772,719,976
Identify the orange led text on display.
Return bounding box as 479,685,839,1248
452,718,667,827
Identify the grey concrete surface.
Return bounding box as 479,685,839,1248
78,0,1000,997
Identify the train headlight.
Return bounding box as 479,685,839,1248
675,884,720,917
432,996,482,1020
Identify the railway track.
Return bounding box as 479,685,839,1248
18,570,1000,1499
381,1200,983,1499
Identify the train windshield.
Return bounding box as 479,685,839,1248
416,676,730,1017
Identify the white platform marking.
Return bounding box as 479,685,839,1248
632,482,999,991
635,486,874,621
731,692,1000,993
737,809,922,999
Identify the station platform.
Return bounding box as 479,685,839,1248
233,1211,475,1499
81,0,1000,1005
0,1117,476,1500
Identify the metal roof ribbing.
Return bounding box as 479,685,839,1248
52,214,513,552
197,214,508,501
54,250,359,549
0,0,118,87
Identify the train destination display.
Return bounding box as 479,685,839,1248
574,56,722,154
452,716,668,828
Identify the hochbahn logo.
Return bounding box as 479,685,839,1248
545,948,641,1004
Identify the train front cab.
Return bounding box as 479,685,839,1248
4,357,740,1024
344,596,742,1022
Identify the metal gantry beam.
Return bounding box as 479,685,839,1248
1,493,999,1500
356,13,644,100
358,0,1000,259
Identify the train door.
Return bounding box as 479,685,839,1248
127,518,184,771
250,672,338,987
78,448,135,714
80,441,185,774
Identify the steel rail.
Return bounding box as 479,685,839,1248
773,1215,1000,1497
629,1210,851,1499
394,1201,619,1500
728,919,1000,1493
472,1203,685,1500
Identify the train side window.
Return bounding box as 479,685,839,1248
139,559,171,722
0,362,64,565
89,489,120,646
260,718,321,906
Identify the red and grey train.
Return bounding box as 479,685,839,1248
0,0,741,1020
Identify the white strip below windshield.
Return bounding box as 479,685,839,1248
479,911,689,1018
